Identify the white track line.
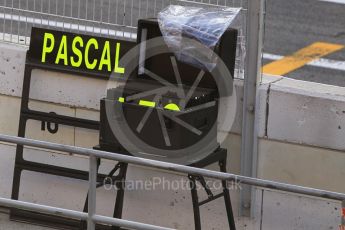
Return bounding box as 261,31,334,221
319,0,345,4
263,53,345,72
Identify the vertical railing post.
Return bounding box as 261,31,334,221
341,200,345,230
240,0,265,217
88,155,98,230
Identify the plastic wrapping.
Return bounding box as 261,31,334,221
158,5,241,72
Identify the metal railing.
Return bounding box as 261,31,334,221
0,133,345,229
0,197,173,230
0,0,247,78
342,200,345,229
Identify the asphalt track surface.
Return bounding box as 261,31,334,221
263,0,345,86
0,0,344,86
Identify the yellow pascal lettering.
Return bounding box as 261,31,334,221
164,103,181,111
139,100,155,108
85,38,98,69
41,33,55,63
98,41,111,71
118,97,125,103
70,36,83,67
55,35,68,65
114,43,125,74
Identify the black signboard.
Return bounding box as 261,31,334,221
28,27,136,78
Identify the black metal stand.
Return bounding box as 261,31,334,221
188,148,236,230
10,27,236,229
10,26,137,228
10,60,116,229
93,146,236,230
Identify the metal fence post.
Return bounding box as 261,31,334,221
88,155,98,230
341,200,345,230
240,0,265,217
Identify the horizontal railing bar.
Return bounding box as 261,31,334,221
0,197,173,230
172,0,247,8
0,197,88,221
174,0,249,10
1,134,345,201
92,215,174,230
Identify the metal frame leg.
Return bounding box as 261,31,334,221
10,65,31,218
341,200,345,230
113,163,128,230
81,158,101,230
219,159,236,230
88,156,98,230
188,175,201,230
10,166,22,214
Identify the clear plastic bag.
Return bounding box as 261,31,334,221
158,5,241,72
